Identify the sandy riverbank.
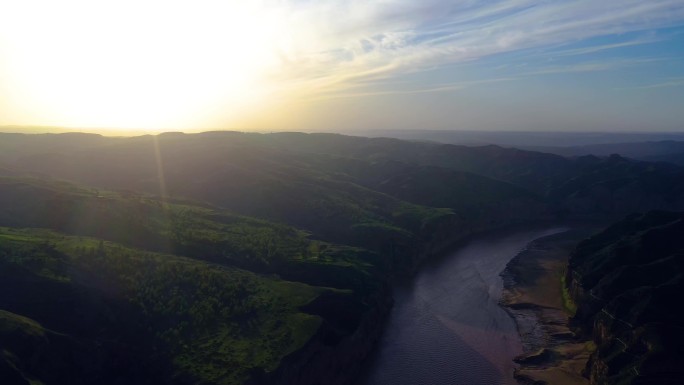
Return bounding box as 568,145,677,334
500,229,597,385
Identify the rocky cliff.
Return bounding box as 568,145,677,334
566,211,684,384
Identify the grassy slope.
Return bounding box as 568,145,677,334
0,176,398,385
0,227,327,385
0,176,384,290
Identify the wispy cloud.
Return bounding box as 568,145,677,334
268,0,684,94
619,77,684,89
304,77,518,101
524,58,666,76
547,35,663,57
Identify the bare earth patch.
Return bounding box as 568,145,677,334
500,228,598,385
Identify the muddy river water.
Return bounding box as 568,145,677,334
361,228,567,385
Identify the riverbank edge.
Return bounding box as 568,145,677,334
499,228,600,385
260,218,569,385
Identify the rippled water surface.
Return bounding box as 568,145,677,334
361,228,567,385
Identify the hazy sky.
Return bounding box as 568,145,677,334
1,0,684,133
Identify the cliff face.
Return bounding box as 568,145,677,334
566,211,684,385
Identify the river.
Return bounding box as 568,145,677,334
361,228,568,385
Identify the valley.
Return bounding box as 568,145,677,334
1,131,683,385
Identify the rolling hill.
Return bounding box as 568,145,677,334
2,131,684,384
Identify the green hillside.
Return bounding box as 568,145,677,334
0,228,325,385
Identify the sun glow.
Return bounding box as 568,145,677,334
0,0,289,130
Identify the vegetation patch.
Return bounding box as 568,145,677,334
0,228,326,385
560,273,577,316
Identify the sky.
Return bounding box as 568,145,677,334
1,0,684,133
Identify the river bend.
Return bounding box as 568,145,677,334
361,228,567,385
